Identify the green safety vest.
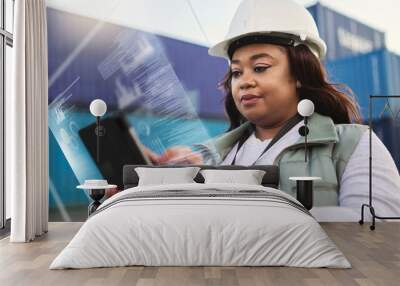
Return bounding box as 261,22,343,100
200,113,368,206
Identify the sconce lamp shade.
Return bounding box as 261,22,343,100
297,99,314,117
90,99,107,117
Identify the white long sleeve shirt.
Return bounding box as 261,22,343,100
221,122,400,220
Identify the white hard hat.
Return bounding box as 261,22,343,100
208,0,327,60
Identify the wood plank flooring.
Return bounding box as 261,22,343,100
0,222,399,286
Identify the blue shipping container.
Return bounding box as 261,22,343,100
326,49,400,120
308,3,386,61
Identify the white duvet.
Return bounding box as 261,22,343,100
50,183,351,269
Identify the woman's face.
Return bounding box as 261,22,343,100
230,43,298,128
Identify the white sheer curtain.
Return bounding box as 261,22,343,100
6,0,48,242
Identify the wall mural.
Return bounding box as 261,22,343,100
47,8,228,221
47,7,400,222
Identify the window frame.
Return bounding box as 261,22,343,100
1,0,14,230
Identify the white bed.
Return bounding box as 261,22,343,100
50,183,351,269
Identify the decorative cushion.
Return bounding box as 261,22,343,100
135,167,201,186
200,169,266,185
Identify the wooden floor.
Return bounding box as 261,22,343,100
0,222,399,286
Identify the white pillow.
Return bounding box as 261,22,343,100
200,169,266,185
135,167,200,186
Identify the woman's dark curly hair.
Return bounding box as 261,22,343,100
220,44,362,131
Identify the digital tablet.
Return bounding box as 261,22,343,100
79,114,152,189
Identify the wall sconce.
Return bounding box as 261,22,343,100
89,99,107,163
289,99,320,210
297,99,314,162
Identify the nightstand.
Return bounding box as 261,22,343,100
289,176,321,210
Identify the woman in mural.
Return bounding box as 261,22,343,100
144,0,400,215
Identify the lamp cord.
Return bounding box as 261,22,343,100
96,116,100,163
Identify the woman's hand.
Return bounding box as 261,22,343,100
142,146,203,165
142,147,162,164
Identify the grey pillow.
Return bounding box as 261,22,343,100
200,169,266,185
135,167,201,186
